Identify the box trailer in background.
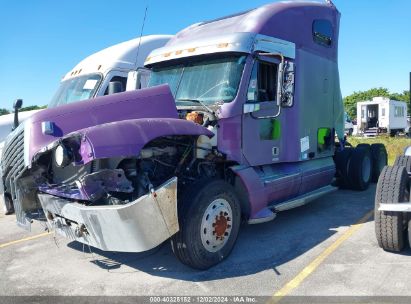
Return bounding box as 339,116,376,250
357,97,408,137
1,35,172,215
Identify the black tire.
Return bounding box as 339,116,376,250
370,144,388,183
394,155,411,174
170,179,241,270
3,194,14,215
348,147,372,191
356,143,370,151
375,166,409,252
334,147,353,188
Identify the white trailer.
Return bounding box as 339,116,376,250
357,97,408,136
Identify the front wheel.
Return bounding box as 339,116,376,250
171,179,241,270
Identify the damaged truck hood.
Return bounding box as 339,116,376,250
25,85,211,165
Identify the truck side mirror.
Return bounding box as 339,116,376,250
278,61,295,108
108,81,124,95
14,99,23,110
126,68,151,91
126,71,138,91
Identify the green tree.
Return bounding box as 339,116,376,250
20,105,47,112
0,108,10,116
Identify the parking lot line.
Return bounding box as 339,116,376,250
0,232,50,249
270,209,374,303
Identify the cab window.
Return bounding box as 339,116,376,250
247,60,278,102
313,19,333,47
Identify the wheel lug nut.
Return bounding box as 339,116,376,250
227,217,231,221
212,231,216,235
220,211,223,216
224,212,228,216
224,232,228,236
212,223,216,227
227,225,231,228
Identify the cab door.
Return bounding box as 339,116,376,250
242,57,283,166
242,56,300,203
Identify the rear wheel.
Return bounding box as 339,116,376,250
390,130,398,137
348,147,372,190
334,147,353,188
375,166,409,252
370,144,388,183
171,179,241,270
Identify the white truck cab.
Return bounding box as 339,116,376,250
48,35,172,108
1,35,172,215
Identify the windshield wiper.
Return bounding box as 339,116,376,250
177,98,214,114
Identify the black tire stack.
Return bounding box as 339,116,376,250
334,143,387,191
374,155,411,252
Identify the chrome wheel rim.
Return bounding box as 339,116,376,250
200,198,233,253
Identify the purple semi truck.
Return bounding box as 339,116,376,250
1,1,387,269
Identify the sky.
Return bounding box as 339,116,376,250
0,0,410,109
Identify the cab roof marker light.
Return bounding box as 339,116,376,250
187,48,197,53
175,50,183,55
217,43,230,48
164,52,172,57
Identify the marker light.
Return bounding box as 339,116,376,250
217,43,229,48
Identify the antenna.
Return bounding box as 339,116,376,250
135,4,149,68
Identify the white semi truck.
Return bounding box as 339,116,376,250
1,34,172,215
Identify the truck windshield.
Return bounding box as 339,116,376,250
48,74,102,108
148,55,246,105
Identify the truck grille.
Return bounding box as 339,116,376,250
1,126,27,224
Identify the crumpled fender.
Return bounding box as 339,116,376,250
77,118,214,164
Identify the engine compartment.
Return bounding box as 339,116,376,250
31,108,234,208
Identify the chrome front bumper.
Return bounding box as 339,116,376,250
38,177,179,252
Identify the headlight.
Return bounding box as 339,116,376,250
54,144,72,167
